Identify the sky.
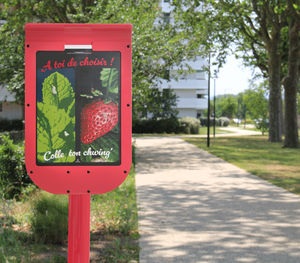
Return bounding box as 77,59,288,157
214,55,254,96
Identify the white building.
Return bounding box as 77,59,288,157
0,21,23,120
0,85,23,120
160,58,208,118
160,1,208,119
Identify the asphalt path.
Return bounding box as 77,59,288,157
135,137,300,263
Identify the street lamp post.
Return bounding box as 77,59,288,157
213,78,216,137
207,53,211,147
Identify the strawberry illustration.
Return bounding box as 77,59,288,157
80,99,118,144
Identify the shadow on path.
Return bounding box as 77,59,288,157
136,137,300,263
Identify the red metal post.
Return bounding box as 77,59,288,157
68,194,91,263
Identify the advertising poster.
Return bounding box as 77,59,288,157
36,51,121,165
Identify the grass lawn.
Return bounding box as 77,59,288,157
185,136,300,195
0,166,139,263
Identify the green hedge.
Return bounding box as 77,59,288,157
133,117,180,134
200,117,230,127
0,119,24,132
217,117,230,127
133,117,201,134
177,117,200,134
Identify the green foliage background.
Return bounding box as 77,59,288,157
0,134,31,199
0,0,200,120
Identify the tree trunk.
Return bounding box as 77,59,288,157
268,45,282,142
283,16,300,148
280,94,285,136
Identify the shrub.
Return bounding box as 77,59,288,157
218,117,230,127
133,117,203,134
8,130,25,143
200,117,230,127
0,134,31,199
0,228,30,262
30,192,69,245
133,117,179,134
254,118,269,135
200,117,214,127
178,117,200,134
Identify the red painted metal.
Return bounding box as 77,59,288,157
68,194,91,263
24,24,132,195
25,24,132,262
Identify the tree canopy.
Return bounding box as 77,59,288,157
1,0,299,147
215,95,237,119
173,0,299,147
0,0,202,120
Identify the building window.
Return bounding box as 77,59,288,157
195,70,206,80
176,70,206,80
164,0,170,2
197,94,205,99
180,73,187,79
163,12,170,24
0,103,2,112
164,69,170,80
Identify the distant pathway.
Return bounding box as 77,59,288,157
219,126,261,136
180,126,261,138
136,137,300,263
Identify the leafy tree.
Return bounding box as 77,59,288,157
134,87,178,120
236,92,246,122
215,95,237,119
213,0,286,143
282,0,300,147
154,88,178,119
173,0,299,147
0,0,199,120
298,93,300,115
243,85,269,135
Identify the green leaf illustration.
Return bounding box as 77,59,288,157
100,68,119,94
37,72,75,163
43,72,74,110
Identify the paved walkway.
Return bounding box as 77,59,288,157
135,137,300,263
180,127,261,138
